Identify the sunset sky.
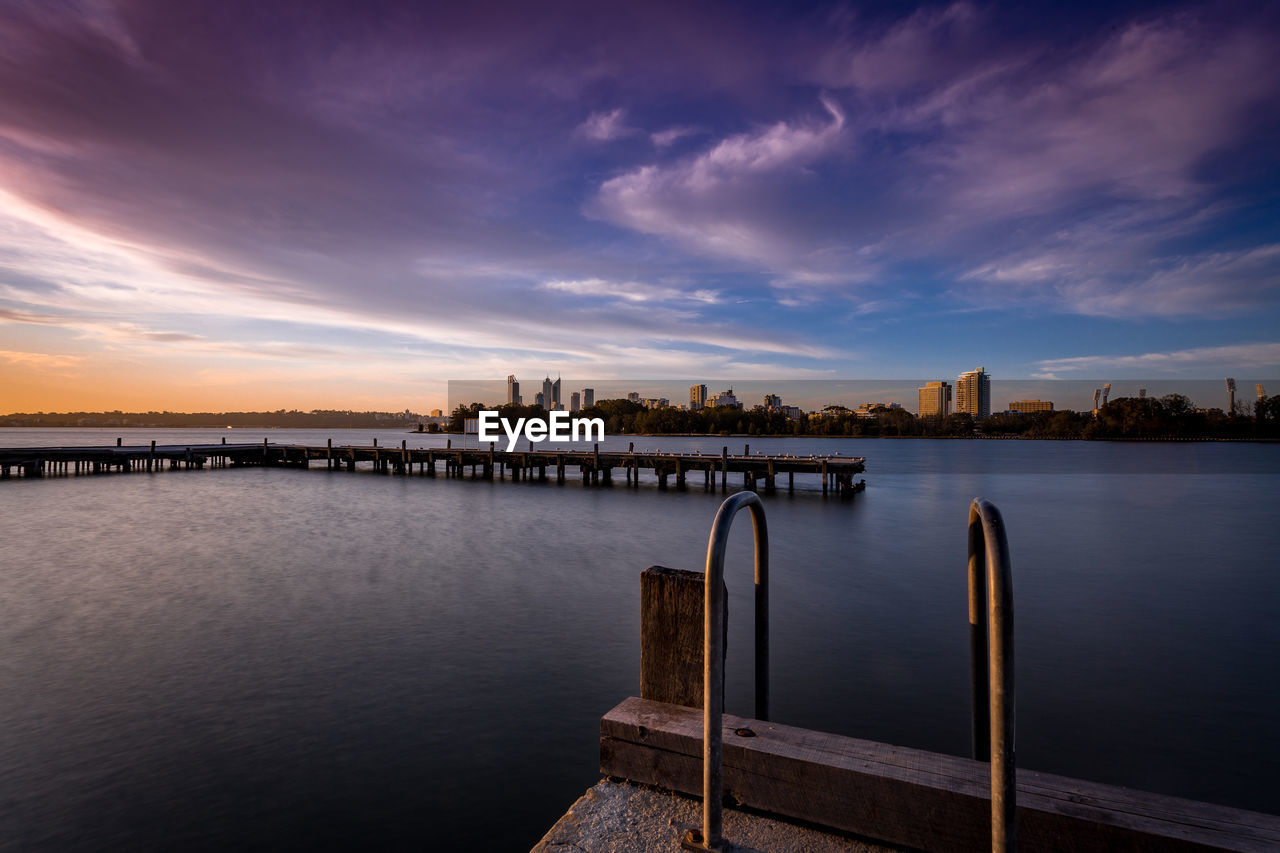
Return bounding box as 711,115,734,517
1,0,1278,412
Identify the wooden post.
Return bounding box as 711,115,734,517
640,567,726,709
821,459,828,496
721,446,728,492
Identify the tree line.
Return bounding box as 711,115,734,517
450,394,1280,439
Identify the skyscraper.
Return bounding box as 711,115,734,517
581,388,594,407
506,374,521,406
955,367,990,418
570,391,581,412
690,384,707,409
542,376,554,408
552,376,561,407
918,381,952,417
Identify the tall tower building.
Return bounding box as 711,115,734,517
581,388,594,408
542,377,554,408
955,367,990,418
690,384,707,409
570,391,581,412
552,376,562,407
506,375,521,406
918,381,952,417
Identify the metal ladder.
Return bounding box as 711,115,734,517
684,494,1016,852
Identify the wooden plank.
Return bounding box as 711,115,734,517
639,567,725,708
600,697,1280,853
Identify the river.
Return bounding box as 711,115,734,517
0,428,1276,850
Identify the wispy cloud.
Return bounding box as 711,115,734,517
577,108,632,142
1036,342,1280,375
591,97,851,280
650,125,697,147
541,278,720,304
0,350,82,368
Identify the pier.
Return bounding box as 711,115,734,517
536,496,1280,852
0,440,866,496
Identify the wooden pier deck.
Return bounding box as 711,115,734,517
0,440,866,496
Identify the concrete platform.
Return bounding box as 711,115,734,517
530,778,897,853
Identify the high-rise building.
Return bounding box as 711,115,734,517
570,391,581,412
542,376,554,408
534,391,545,408
506,374,521,406
1009,399,1053,413
763,394,782,410
690,384,707,409
627,392,641,403
918,381,952,417
552,376,561,407
581,388,594,407
955,368,990,418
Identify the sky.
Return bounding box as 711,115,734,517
1,0,1278,413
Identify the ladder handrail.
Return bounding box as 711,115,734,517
687,492,769,852
968,497,1016,853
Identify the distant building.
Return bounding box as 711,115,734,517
582,388,594,407
570,391,581,412
542,377,555,408
763,394,782,411
955,367,991,418
783,406,804,420
641,397,670,410
552,376,561,407
429,409,442,418
627,392,641,403
707,389,740,408
1009,399,1053,413
507,374,521,406
534,391,545,408
690,384,708,409
918,381,952,417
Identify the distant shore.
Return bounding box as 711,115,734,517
4,425,1273,443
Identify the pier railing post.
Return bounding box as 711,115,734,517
640,567,726,708
968,497,1016,853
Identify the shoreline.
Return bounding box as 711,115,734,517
3,425,1276,443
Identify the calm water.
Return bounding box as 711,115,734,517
1,429,1278,850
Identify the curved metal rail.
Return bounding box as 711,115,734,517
683,492,769,853
967,497,1016,853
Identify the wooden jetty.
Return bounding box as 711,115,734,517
0,439,866,497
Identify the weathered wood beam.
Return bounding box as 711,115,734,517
600,696,1280,853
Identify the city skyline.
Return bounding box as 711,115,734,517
1,1,1279,413
450,375,1270,417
